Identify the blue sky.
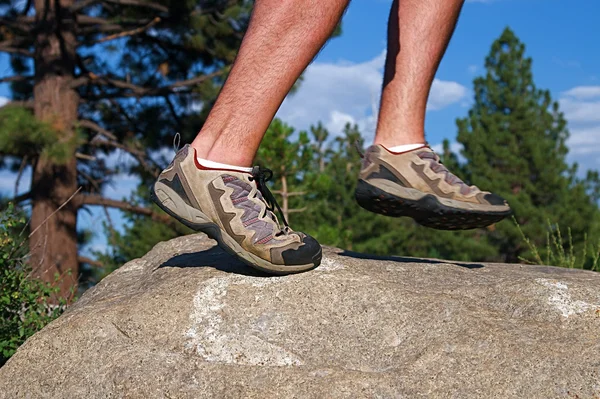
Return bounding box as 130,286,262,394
1,0,599,255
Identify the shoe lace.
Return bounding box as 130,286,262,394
249,166,289,229
417,150,474,195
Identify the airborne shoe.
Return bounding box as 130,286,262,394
151,144,321,274
355,144,512,230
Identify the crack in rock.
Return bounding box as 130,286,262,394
184,277,303,366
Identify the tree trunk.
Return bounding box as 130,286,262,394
30,0,80,300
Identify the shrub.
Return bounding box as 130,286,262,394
0,203,65,366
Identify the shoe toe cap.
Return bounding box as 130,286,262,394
280,234,322,267
483,192,508,206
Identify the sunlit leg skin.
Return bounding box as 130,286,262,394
374,0,465,147
191,0,350,167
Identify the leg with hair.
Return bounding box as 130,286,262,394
192,0,349,166
154,0,348,274
357,0,512,230
375,0,464,147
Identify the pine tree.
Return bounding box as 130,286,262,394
456,27,600,264
0,0,251,298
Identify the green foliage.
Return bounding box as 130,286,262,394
0,204,65,366
516,218,600,271
0,106,83,164
456,27,600,263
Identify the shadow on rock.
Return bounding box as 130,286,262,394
337,250,484,269
159,246,271,277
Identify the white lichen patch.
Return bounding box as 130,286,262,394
317,257,345,272
535,278,599,318
185,277,303,366
232,275,287,288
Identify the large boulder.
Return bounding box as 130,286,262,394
1,234,599,398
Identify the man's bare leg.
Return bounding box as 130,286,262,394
374,0,465,147
357,0,511,230
191,0,349,167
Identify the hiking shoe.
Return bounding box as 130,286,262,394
151,144,321,274
355,144,512,230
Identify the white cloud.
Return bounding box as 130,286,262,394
568,126,600,153
427,79,469,111
277,51,386,139
563,86,600,100
277,51,468,140
0,97,9,107
560,98,600,124
559,86,600,171
467,65,479,74
560,86,600,124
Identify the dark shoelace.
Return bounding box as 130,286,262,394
250,166,289,228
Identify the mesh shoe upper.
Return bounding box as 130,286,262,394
359,144,510,210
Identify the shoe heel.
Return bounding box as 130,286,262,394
151,181,213,228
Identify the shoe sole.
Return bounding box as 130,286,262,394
150,181,320,275
355,180,512,230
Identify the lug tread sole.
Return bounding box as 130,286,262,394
355,180,511,230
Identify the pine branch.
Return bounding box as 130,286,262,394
78,169,103,194
76,16,156,38
76,15,119,25
78,119,118,140
90,139,160,178
102,0,169,13
0,75,33,84
13,191,31,203
0,16,35,32
165,96,183,132
76,71,223,98
20,0,32,16
71,0,102,12
72,0,169,12
0,41,34,57
77,194,174,225
78,256,104,268
94,17,160,44
78,119,160,177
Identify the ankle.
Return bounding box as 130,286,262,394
190,137,213,159
196,156,253,173
205,147,254,169
384,143,426,153
373,137,425,149
373,131,425,149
